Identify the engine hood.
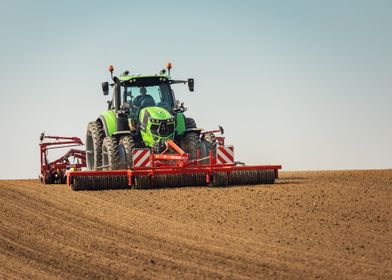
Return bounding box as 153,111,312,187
139,106,176,151
139,106,173,121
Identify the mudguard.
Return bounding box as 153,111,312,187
98,110,116,137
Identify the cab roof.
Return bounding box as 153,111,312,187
118,74,171,82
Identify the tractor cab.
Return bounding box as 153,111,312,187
103,69,193,119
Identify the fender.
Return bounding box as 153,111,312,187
185,128,202,134
175,112,186,135
98,110,116,137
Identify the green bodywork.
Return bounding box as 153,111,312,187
99,106,183,147
139,107,175,147
175,113,186,135
100,110,116,136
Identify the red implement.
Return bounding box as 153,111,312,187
39,132,86,184
67,138,281,191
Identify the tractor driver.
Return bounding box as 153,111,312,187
134,87,156,108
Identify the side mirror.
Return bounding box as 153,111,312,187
102,82,109,95
188,78,194,92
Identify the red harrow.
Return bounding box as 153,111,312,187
39,133,86,184
67,132,281,191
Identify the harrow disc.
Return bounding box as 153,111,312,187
71,175,129,191
228,169,275,186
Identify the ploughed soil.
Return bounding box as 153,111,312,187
1,170,392,279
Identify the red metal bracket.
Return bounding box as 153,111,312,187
40,133,86,184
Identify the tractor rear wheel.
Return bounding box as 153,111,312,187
86,121,105,170
181,132,201,160
200,132,217,164
102,136,120,170
118,135,135,169
182,117,200,160
185,117,197,129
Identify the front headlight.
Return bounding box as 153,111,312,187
149,118,159,124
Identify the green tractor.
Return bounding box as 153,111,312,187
86,64,217,171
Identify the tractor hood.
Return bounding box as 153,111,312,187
139,107,175,151
140,106,174,121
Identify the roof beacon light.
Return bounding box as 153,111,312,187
108,65,114,80
167,62,172,76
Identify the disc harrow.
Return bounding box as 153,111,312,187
67,133,281,191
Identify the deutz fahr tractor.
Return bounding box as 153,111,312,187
86,63,216,171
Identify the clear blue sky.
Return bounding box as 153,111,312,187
0,0,391,179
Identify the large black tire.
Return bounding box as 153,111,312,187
182,117,200,160
86,121,105,170
102,136,120,170
118,135,135,169
185,117,197,129
180,132,201,160
200,132,217,164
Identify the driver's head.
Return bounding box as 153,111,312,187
140,87,147,96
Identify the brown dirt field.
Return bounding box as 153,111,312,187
1,170,392,279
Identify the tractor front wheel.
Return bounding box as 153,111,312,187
200,132,217,164
181,132,201,160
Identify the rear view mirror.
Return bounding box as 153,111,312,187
102,82,109,95
188,78,194,92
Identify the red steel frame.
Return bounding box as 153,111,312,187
67,139,281,187
40,135,86,183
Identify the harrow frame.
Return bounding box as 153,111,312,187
39,133,86,184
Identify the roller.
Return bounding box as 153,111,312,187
71,175,129,191
228,169,275,186
134,173,207,189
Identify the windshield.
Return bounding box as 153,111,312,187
124,83,173,111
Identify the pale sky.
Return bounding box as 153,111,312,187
0,0,391,179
